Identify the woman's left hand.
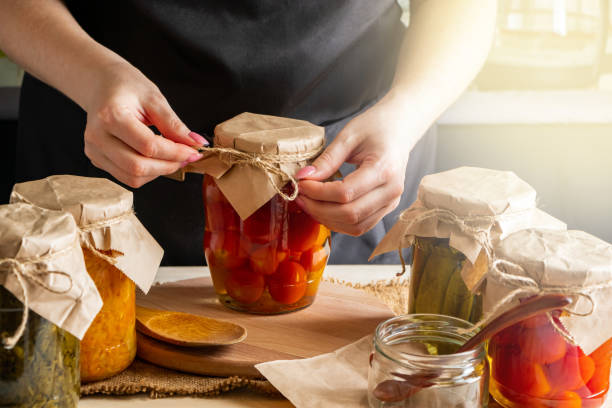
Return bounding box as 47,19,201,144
295,93,419,236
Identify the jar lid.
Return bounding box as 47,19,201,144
187,112,325,219
10,176,163,293
489,228,612,354
0,203,102,345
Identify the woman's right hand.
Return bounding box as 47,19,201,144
83,61,206,188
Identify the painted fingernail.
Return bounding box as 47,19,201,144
189,131,209,146
187,153,203,163
296,166,316,180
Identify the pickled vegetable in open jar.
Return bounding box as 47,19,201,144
204,176,330,313
487,229,612,408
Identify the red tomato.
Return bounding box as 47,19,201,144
519,324,567,364
203,176,239,231
546,346,595,392
288,211,320,252
225,267,265,304
268,261,307,305
204,230,247,269
491,342,551,397
242,198,283,244
249,246,286,275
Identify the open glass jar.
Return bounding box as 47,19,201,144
203,175,330,314
368,314,489,408
0,287,80,408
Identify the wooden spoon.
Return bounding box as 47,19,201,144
136,306,247,347
373,294,573,402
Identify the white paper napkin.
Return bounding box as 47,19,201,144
256,336,372,408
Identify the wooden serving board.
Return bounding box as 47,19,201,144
136,277,394,378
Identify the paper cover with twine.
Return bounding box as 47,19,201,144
179,112,325,220
0,203,102,343
10,175,163,293
488,229,612,355
370,167,567,291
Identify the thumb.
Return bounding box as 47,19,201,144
144,93,207,147
297,130,355,181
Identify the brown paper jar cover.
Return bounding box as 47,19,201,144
10,175,163,292
185,112,325,219
0,203,102,339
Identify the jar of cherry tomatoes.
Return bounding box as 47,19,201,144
11,176,164,381
487,229,612,408
193,113,329,314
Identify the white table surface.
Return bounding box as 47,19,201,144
79,264,404,408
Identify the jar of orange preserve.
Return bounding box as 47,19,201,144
189,112,330,314
487,229,612,408
11,176,163,382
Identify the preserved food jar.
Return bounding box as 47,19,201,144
79,248,136,382
368,314,489,408
487,229,612,408
204,175,330,314
11,176,164,382
489,310,611,408
0,286,80,408
371,167,566,324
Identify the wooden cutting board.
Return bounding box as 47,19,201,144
136,277,394,378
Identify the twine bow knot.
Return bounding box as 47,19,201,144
0,256,73,349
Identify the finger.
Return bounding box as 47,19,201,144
86,144,157,188
298,162,386,204
144,93,206,146
90,130,188,178
97,104,201,162
296,182,402,230
299,128,358,181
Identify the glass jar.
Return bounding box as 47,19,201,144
203,175,330,314
80,248,136,382
368,314,489,408
409,237,483,324
489,307,612,408
0,286,80,407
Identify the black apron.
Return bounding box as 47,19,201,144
16,0,435,265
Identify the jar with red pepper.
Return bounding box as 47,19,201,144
192,113,330,314
487,229,612,408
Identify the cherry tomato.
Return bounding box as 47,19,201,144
300,245,329,274
268,261,307,305
204,230,247,269
288,210,320,252
203,176,239,231
243,197,283,244
249,246,286,275
224,267,265,304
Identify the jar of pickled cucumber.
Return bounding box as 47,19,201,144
0,204,102,407
488,229,612,408
370,167,566,324
204,175,330,313
11,176,163,382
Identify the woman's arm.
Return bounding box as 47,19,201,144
0,0,205,188
296,0,497,236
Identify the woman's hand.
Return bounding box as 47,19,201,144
295,92,418,236
83,61,206,188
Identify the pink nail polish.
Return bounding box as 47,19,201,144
187,153,203,163
296,166,316,180
189,131,209,146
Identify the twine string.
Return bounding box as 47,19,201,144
198,144,324,201
0,254,74,349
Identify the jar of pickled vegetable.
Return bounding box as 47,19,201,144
0,203,102,407
487,229,612,408
370,167,566,324
368,314,489,408
11,176,164,382
204,175,330,313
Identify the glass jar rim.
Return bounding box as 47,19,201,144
373,314,485,369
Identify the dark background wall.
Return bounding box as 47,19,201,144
0,87,19,204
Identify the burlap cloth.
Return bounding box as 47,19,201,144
80,277,409,399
